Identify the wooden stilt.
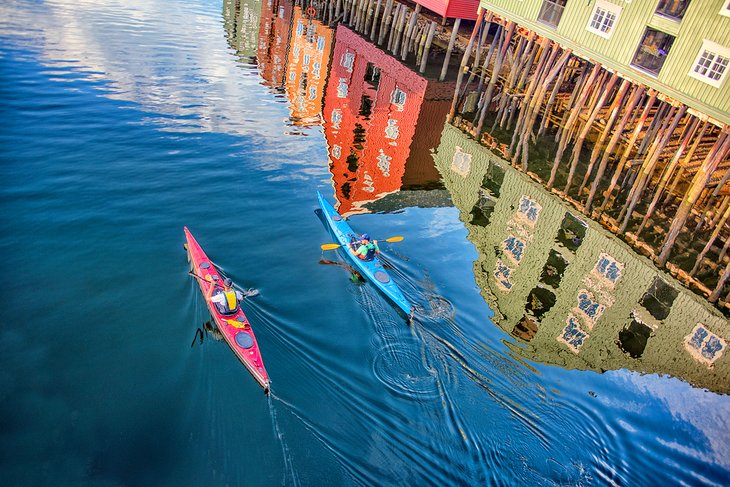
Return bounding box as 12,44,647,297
635,116,701,236
377,0,393,44
448,8,487,122
691,197,730,276
476,22,500,95
658,130,730,266
563,72,620,194
578,78,632,197
474,21,516,136
392,6,408,54
386,5,401,51
547,63,602,189
586,86,645,212
401,4,421,60
419,21,437,73
369,0,382,39
710,258,730,303
619,105,687,233
440,18,461,81
537,61,568,137
597,90,658,213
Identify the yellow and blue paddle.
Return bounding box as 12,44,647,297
320,236,404,251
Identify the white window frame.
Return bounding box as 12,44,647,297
586,0,621,39
721,0,730,18
688,39,730,88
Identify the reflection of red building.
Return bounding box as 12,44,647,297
415,0,479,20
257,0,293,89
284,9,334,125
323,25,454,215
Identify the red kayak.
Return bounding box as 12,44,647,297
184,227,270,394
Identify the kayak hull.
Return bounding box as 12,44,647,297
184,227,270,393
317,192,413,316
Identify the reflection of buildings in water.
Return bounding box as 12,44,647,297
284,8,334,125
257,0,294,89
223,0,263,62
434,123,730,394
323,25,454,216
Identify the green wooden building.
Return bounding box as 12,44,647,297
477,0,730,125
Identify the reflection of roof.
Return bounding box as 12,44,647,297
362,189,452,212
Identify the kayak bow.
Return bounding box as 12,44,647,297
184,227,270,394
317,192,413,317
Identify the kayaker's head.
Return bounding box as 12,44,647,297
223,278,233,289
361,233,370,242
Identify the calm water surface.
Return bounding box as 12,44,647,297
1,0,728,485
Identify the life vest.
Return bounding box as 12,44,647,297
223,289,237,311
213,288,239,315
361,242,377,260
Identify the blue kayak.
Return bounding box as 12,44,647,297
317,191,413,317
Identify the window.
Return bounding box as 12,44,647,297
631,28,675,76
655,0,690,20
689,40,730,88
390,87,406,109
537,0,567,28
587,0,621,39
340,52,354,71
722,0,730,18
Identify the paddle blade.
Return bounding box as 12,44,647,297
383,236,404,243
321,243,342,250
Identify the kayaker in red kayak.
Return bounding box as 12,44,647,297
205,276,244,316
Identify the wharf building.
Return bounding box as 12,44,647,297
447,0,730,310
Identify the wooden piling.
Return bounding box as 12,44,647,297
369,0,382,40
658,130,730,266
691,198,730,276
547,63,602,189
448,8,487,122
597,90,658,213
440,18,461,81
563,72,620,193
419,22,437,73
474,21,516,136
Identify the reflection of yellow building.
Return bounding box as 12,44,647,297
223,0,263,62
434,123,730,394
284,8,334,125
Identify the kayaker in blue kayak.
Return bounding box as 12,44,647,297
350,233,380,261
205,276,243,315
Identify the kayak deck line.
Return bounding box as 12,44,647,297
317,191,414,318
184,227,271,394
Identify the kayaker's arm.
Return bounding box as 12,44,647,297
204,275,215,301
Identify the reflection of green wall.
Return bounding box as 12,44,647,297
224,0,263,61
434,123,730,394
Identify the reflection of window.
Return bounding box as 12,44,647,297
684,324,727,366
341,52,355,71
384,119,399,140
308,86,317,100
316,36,326,51
655,0,690,20
559,315,589,353
689,40,729,88
722,0,730,18
593,253,623,285
365,62,380,89
587,0,620,39
332,144,342,159
303,54,310,66
632,28,674,76
312,62,321,77
331,109,342,129
390,87,406,109
296,20,304,36
537,0,567,28
451,147,472,177
337,78,348,98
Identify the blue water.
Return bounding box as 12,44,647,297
1,0,728,485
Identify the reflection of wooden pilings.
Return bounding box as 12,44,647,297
439,18,460,81
401,4,421,60
448,8,487,122
658,131,730,266
711,259,730,303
